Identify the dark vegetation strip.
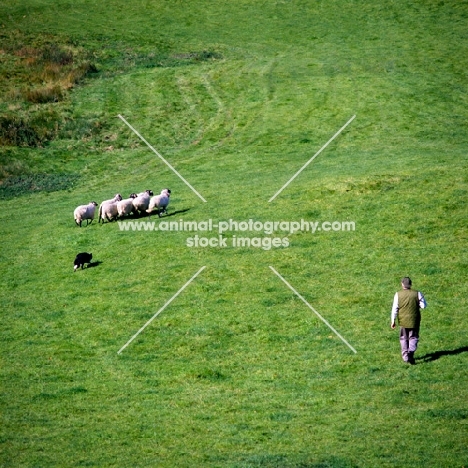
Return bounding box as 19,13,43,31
0,173,80,199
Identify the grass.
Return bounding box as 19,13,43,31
0,0,468,467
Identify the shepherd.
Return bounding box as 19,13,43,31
390,277,427,364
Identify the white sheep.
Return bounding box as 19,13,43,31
147,188,171,217
98,194,123,223
74,201,98,227
101,193,122,206
132,189,153,215
117,193,138,218
99,202,120,223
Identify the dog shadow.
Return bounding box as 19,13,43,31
416,346,468,363
87,261,103,269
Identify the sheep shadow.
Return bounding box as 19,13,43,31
154,208,191,218
125,208,189,220
416,346,468,363
86,261,103,269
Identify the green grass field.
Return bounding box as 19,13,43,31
1,1,467,466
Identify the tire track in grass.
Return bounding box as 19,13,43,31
175,70,229,147
200,73,233,148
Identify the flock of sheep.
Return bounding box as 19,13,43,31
74,188,171,226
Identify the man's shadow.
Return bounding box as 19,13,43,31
416,346,468,363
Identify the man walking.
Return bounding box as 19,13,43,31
391,277,427,364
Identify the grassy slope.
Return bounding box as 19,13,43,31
0,0,467,467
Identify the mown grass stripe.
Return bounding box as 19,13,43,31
117,114,207,202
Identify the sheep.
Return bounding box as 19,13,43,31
117,193,138,218
98,194,123,223
74,252,92,271
132,189,153,215
74,201,98,227
147,188,171,217
99,202,119,223
100,193,122,206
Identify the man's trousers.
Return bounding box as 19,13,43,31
399,326,420,362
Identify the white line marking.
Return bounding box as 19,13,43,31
117,266,206,354
269,266,357,353
268,115,356,202
118,114,207,203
